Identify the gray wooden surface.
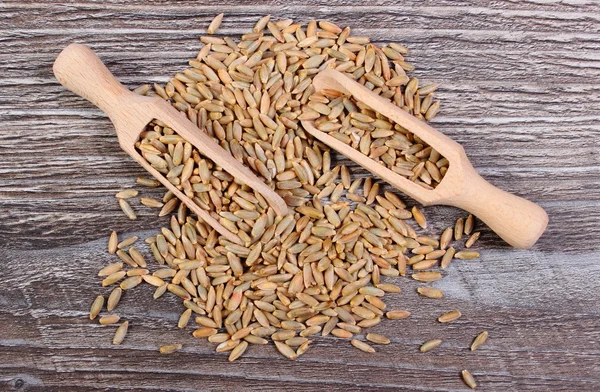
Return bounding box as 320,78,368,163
1,1,600,391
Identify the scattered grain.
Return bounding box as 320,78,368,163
89,296,104,320
470,331,488,351
108,231,118,254
440,227,453,250
107,287,122,311
207,13,224,34
136,177,161,187
115,189,138,199
438,310,462,323
99,315,121,325
455,250,480,260
464,214,475,235
117,236,138,249
412,206,427,229
159,343,183,354
366,333,390,344
98,262,123,277
229,340,248,361
461,370,477,389
386,310,411,319
454,217,464,241
465,232,480,248
420,339,442,352
417,287,443,299
441,246,455,269
351,339,376,353
412,271,442,282
274,341,297,360
118,199,137,220
112,321,129,345
120,276,143,290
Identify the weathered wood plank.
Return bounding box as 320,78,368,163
2,200,600,252
5,0,599,12
3,1,600,34
2,34,600,84
4,75,600,119
1,239,599,391
2,115,599,170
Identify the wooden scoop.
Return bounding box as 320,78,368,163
301,69,548,249
53,43,288,245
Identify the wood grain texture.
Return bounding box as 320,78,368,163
1,1,599,391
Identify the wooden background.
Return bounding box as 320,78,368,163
1,1,599,391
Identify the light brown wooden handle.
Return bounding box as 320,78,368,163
53,44,133,116
446,168,548,249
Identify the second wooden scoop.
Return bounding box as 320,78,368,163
53,44,288,245
302,69,548,249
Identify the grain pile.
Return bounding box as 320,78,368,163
90,14,485,389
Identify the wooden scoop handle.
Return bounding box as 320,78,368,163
445,162,549,249
53,44,139,124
